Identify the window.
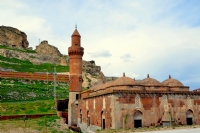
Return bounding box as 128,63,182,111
76,94,79,100
80,110,82,123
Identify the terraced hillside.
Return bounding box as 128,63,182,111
1,78,69,102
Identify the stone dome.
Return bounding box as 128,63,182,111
103,80,115,88
162,75,184,87
112,73,137,86
90,83,104,91
140,74,162,86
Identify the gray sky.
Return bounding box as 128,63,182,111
1,0,200,90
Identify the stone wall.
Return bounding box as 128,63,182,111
78,92,200,131
78,95,113,131
1,71,69,82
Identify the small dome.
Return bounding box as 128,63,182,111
89,85,97,90
140,74,162,86
162,75,183,87
112,74,136,86
91,84,104,91
103,80,115,88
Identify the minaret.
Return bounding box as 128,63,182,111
68,27,84,125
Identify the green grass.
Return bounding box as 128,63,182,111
0,44,36,53
1,78,69,102
0,100,56,115
0,55,69,72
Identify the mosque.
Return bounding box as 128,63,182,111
66,27,200,132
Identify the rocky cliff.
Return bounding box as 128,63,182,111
82,60,106,88
0,26,29,48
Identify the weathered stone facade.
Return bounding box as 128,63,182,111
77,74,200,132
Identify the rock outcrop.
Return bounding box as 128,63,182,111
0,48,69,66
0,26,29,48
35,40,61,57
82,60,106,88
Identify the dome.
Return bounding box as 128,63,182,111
89,85,97,90
140,74,162,86
103,80,115,88
162,75,184,87
90,83,105,91
112,73,137,86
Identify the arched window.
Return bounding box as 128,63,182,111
87,110,90,127
80,109,82,123
101,111,105,129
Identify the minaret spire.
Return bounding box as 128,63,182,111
75,24,77,29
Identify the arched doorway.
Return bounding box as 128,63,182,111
134,110,143,128
186,110,193,125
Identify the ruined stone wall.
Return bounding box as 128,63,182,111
78,92,200,131
78,95,113,131
1,71,69,82
114,93,200,129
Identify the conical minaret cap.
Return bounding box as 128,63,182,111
72,29,80,36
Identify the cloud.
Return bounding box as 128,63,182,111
120,53,134,62
1,0,200,89
88,50,112,58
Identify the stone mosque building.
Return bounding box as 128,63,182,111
66,27,200,132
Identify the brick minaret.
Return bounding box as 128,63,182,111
68,27,84,125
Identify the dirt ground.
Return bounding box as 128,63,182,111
0,117,71,133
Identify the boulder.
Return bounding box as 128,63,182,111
0,26,29,48
35,40,62,57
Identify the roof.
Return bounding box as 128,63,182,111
113,75,136,86
72,29,80,36
162,75,183,87
89,73,136,91
103,80,115,88
140,74,162,86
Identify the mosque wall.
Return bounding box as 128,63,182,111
78,92,200,131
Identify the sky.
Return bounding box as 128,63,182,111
0,0,200,90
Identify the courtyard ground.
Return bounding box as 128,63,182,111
135,128,200,133
97,125,200,133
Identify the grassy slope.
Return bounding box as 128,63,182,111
0,78,69,115
0,46,70,116
0,116,73,133
0,44,69,72
1,78,69,102
0,44,36,53
0,55,69,73
0,100,56,115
